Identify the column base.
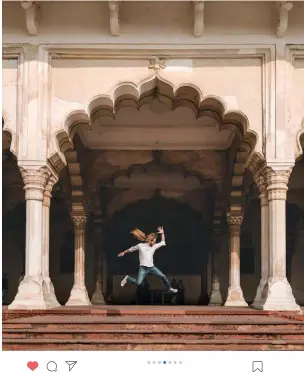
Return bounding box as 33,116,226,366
257,277,300,311
8,277,54,310
224,286,248,307
251,277,268,309
208,290,223,306
91,285,106,305
43,277,61,308
65,285,92,306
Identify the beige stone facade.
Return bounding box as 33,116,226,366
2,1,304,310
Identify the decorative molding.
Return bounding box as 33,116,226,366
108,1,120,36
276,2,293,38
21,1,40,36
193,1,204,37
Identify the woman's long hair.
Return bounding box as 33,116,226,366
130,228,157,242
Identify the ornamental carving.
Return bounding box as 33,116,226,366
266,166,293,201
266,166,292,187
260,192,268,207
19,166,49,200
227,213,243,234
43,175,58,207
148,56,166,72
268,189,288,201
227,214,243,226
72,216,87,229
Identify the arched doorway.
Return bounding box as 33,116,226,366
287,146,304,306
2,129,25,305
104,197,207,305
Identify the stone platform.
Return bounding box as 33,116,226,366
3,305,304,351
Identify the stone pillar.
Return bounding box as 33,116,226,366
261,167,300,311
41,176,60,308
66,216,91,306
9,167,50,309
252,174,269,309
224,214,248,307
208,236,223,306
91,225,106,305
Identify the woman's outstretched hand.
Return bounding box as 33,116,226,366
118,251,125,257
157,226,164,234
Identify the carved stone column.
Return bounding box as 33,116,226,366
224,214,248,307
91,225,106,305
252,174,269,309
42,175,60,307
66,216,91,306
9,167,50,309
261,167,300,311
208,235,223,306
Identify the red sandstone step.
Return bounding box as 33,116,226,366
3,328,304,340
4,324,304,333
3,338,304,351
3,314,301,324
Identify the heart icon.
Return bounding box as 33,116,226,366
27,361,39,371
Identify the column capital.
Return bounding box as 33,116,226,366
72,216,87,229
43,175,58,207
255,173,269,206
19,166,49,201
227,213,243,234
266,165,293,201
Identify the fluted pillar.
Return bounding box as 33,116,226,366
91,224,106,305
225,214,248,307
261,167,300,311
208,236,223,306
66,216,91,306
9,167,50,309
42,175,60,308
252,173,269,309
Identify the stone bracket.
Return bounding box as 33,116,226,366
21,1,40,36
109,1,120,36
276,2,293,38
193,1,204,37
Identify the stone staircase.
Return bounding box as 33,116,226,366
3,306,304,350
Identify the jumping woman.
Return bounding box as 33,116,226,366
118,226,178,293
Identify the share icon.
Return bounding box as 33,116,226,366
65,361,77,372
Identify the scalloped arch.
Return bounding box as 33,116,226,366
50,75,262,218
109,160,212,188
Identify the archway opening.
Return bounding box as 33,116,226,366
2,129,25,305
104,196,207,305
49,167,75,305
52,77,260,306
287,140,304,306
